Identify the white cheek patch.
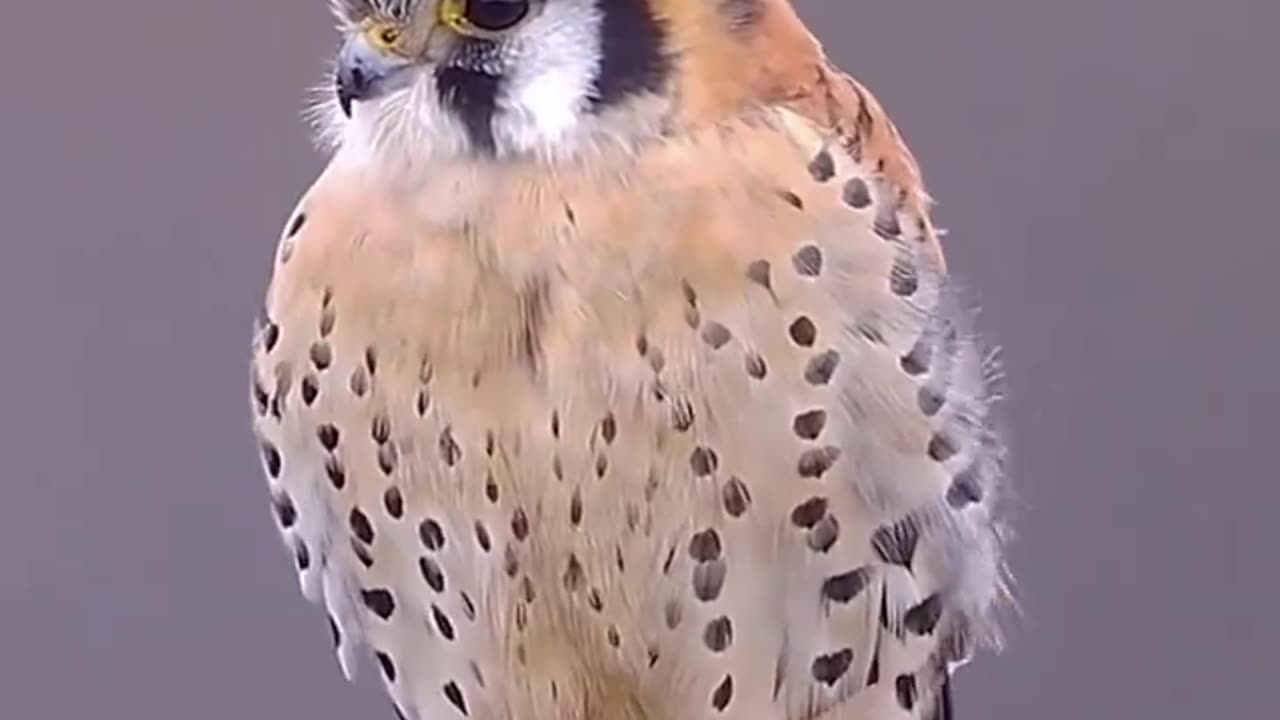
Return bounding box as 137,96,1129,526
323,72,477,177
502,63,590,148
492,0,603,155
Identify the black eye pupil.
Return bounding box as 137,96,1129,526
466,0,529,31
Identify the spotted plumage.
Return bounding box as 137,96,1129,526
251,1,1010,719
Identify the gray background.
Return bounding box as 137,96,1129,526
0,0,1274,718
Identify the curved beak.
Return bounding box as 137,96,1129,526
335,34,410,117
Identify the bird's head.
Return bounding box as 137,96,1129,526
313,0,821,171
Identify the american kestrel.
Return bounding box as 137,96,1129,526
249,1,1010,719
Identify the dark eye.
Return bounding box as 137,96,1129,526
465,0,529,31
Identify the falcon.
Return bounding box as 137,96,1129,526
249,1,1011,719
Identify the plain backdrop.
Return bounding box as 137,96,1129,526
0,1,1276,718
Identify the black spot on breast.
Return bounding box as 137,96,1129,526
746,260,772,290
673,400,696,432
662,545,678,574
692,559,727,602
842,178,872,209
563,553,584,591
895,674,918,711
420,556,446,593
722,477,751,517
928,433,957,462
688,528,723,561
891,256,920,296
371,414,391,444
436,65,500,153
665,599,682,629
793,245,823,276
419,518,445,551
351,540,374,568
646,346,666,374
807,515,839,553
350,508,375,544
361,588,396,619
901,338,931,375
690,446,718,476
570,488,584,527
375,651,397,682
808,149,835,182
701,322,732,349
325,456,346,489
251,375,269,416
260,320,279,353
301,375,318,405
383,486,404,519
812,648,854,685
309,341,332,370
790,497,828,528
377,444,398,476
704,616,733,652
511,508,529,541
285,212,306,238
789,316,817,347
271,491,296,528
792,409,827,440
822,567,870,603
319,301,336,337
875,208,902,239
918,386,945,416
267,367,291,420
904,593,943,635
523,578,539,605
776,189,804,209
947,467,984,508
348,367,369,397
439,426,462,467
797,446,841,478
710,674,734,711
591,0,670,109
293,539,310,570
317,424,340,451
260,442,281,478
432,604,456,641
